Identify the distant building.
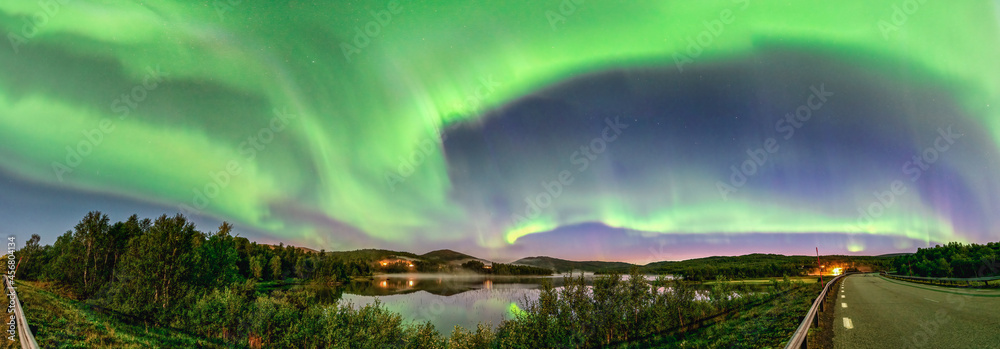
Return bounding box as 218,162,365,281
377,257,416,268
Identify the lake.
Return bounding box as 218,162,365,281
282,273,695,331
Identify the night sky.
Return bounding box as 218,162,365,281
1,1,999,262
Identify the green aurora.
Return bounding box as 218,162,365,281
1,1,999,258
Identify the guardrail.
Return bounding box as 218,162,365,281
3,275,39,349
784,272,854,349
883,273,1000,288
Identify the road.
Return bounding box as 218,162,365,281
833,273,1000,349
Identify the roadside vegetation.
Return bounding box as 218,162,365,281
638,281,822,348
15,281,228,348
13,211,823,348
892,241,1000,278
632,254,894,281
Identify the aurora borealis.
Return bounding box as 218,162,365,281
1,1,999,262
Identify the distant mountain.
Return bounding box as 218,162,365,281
265,245,896,276
421,249,479,262
642,253,813,270
264,244,318,254
420,249,494,267
636,253,897,279
512,256,636,273
325,249,421,262
318,248,492,267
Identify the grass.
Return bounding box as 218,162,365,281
882,274,1000,289
9,277,822,348
699,276,822,285
255,278,303,292
14,281,232,349
637,282,823,348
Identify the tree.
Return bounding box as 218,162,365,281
106,215,145,284
17,234,47,281
106,214,202,319
192,222,241,289
66,211,111,297
892,242,1000,278
935,258,953,277
461,260,485,272
270,255,283,281
251,255,265,280
295,256,314,279
46,231,80,289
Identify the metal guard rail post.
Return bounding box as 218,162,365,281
784,272,854,349
4,275,38,349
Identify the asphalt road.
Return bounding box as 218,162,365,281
833,273,1000,349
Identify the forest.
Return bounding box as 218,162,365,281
10,211,814,348
891,241,1000,278
653,254,811,281
460,260,553,275
15,212,372,294
632,253,895,281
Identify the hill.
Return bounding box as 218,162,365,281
17,281,229,348
635,253,897,280
325,248,421,262
512,256,636,273
420,249,482,262
643,253,813,269
875,253,912,258
264,243,319,254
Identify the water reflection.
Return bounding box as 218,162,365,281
343,284,537,331
278,273,770,331
279,274,582,329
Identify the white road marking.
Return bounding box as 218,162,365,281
843,317,854,329
841,295,845,298
924,298,939,303
842,303,847,308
